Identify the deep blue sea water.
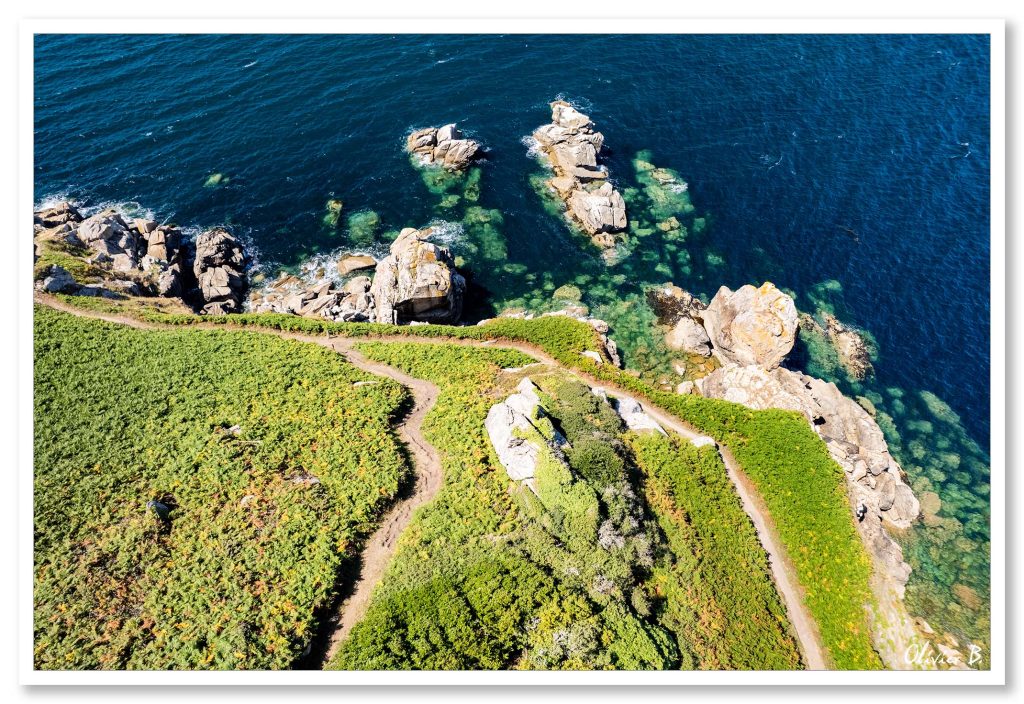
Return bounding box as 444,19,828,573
34,33,992,653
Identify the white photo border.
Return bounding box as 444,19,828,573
17,16,1007,687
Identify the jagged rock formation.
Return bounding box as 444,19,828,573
406,123,481,171
370,227,466,324
702,283,798,370
532,101,626,249
191,228,248,314
250,273,377,322
485,378,571,493
249,228,466,325
32,201,246,313
694,362,923,667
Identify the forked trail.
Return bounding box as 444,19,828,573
35,294,828,670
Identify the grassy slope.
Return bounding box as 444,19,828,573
330,343,680,670
329,343,802,670
33,306,410,669
629,433,801,669
48,297,882,669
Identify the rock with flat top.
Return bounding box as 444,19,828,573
336,254,377,277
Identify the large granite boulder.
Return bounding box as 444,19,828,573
38,265,79,294
76,210,143,271
370,227,465,324
532,100,626,251
485,378,571,493
406,123,481,171
336,253,377,277
568,182,628,239
665,316,712,357
192,228,247,314
702,282,798,369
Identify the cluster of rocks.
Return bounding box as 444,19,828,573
191,228,248,314
33,201,249,314
650,279,923,667
406,123,482,172
249,226,466,325
532,101,627,249
250,272,377,322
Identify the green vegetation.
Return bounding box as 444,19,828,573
329,344,804,670
45,297,881,669
629,433,801,669
33,305,410,669
331,344,679,670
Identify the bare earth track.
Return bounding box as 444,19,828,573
34,294,828,670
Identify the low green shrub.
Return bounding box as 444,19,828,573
33,306,409,669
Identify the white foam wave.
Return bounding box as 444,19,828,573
423,219,465,249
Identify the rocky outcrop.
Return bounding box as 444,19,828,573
370,227,465,324
647,283,704,326
694,361,923,668
532,101,626,250
249,229,465,326
611,397,666,435
702,283,798,370
666,317,712,357
250,271,377,323
485,378,571,492
34,201,83,229
39,265,79,294
336,253,377,277
647,284,712,358
33,201,223,310
191,228,248,315
406,123,481,171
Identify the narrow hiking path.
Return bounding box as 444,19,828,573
35,295,444,668
34,294,828,670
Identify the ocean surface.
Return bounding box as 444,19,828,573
34,33,992,658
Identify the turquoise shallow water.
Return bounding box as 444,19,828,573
34,33,991,657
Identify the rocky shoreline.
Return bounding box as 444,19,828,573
34,202,248,314
34,138,940,668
